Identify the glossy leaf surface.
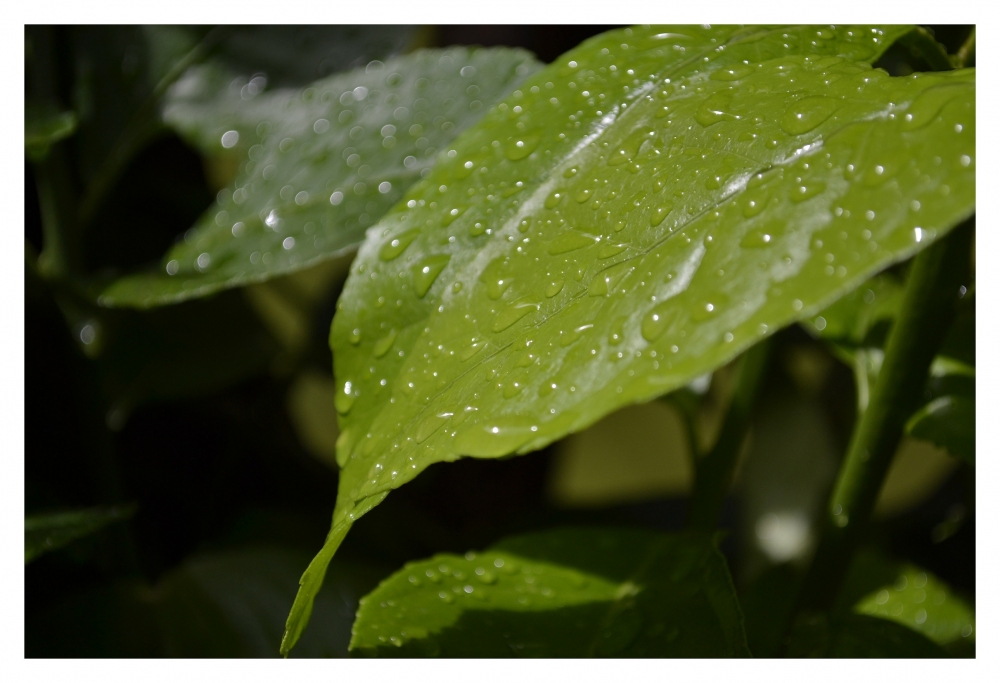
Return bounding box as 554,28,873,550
350,528,748,657
101,48,540,307
906,394,974,464
287,25,978,651
25,505,134,563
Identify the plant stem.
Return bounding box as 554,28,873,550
795,220,973,614
687,340,770,532
954,28,976,68
899,27,954,72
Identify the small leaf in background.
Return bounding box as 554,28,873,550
25,505,135,563
24,105,77,162
350,528,749,657
854,565,975,647
547,399,692,507
873,439,959,517
287,25,977,650
287,370,342,469
101,47,541,308
906,395,975,464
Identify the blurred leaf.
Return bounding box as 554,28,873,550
874,438,959,517
154,546,381,658
786,613,946,657
102,47,541,308
25,505,134,563
853,565,975,646
79,289,280,422
24,105,77,162
350,528,749,657
289,25,979,651
209,26,418,91
907,395,974,464
287,370,342,468
548,400,692,506
69,26,200,188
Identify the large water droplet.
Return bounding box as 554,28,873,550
380,228,421,261
412,254,451,297
373,329,398,358
710,64,754,81
780,96,839,135
335,380,356,415
641,303,679,342
650,202,674,227
454,415,539,457
546,230,599,255
492,302,540,332
695,92,738,127
505,135,540,161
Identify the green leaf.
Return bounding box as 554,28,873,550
853,564,975,646
349,528,749,657
100,48,541,308
907,394,975,464
835,549,975,651
288,24,977,652
786,613,947,657
25,505,134,563
24,105,77,162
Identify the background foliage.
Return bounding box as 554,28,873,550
25,24,974,658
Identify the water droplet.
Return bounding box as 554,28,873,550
789,180,826,203
416,412,452,443
641,303,679,342
559,324,593,347
780,96,838,135
545,280,565,297
505,135,539,161
335,380,356,415
454,415,539,457
441,205,467,227
695,92,738,127
544,191,564,209
598,243,627,259
380,228,421,261
901,83,973,131
474,567,497,584
373,329,398,358
692,294,727,321
710,64,754,81
650,202,674,227
348,328,363,344
412,254,451,297
546,230,599,255
609,317,626,345
492,302,540,332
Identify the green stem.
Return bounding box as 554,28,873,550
954,28,976,68
795,220,973,614
687,340,770,532
34,145,81,279
899,27,954,72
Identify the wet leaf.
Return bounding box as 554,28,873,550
286,25,977,652
100,48,541,308
350,528,749,657
25,505,134,563
853,563,975,646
